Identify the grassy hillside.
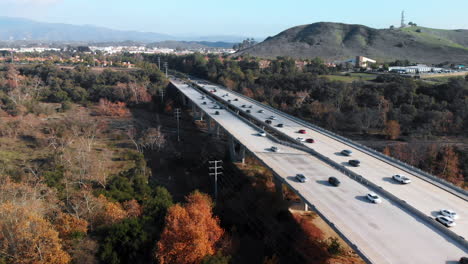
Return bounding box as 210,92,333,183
235,22,468,64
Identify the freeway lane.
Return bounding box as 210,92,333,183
171,79,467,263
193,79,468,239
258,152,467,263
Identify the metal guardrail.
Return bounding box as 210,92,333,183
182,79,468,251
194,80,468,200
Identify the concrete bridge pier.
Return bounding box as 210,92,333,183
273,176,284,199
228,135,246,164
206,116,212,133
180,93,187,106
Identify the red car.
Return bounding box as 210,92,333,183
298,129,307,134
306,138,314,143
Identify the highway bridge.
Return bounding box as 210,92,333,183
169,77,468,264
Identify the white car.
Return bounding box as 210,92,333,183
295,174,308,183
392,174,411,184
295,137,305,142
270,146,279,152
366,193,382,204
258,131,267,137
440,209,459,220
269,116,277,120
436,215,456,227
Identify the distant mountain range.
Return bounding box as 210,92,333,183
235,22,468,64
0,17,246,44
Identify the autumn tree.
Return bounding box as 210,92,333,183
384,120,401,140
436,146,464,186
0,202,71,264
156,191,224,264
53,212,89,241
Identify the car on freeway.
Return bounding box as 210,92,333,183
348,160,361,167
234,98,239,101
306,138,315,143
366,193,382,204
392,174,411,184
214,111,220,115
201,96,206,99
248,105,253,108
241,104,247,108
436,215,456,227
295,174,308,183
227,99,232,103
202,102,207,105
258,109,264,113
341,149,352,156
258,131,267,137
277,123,284,128
270,146,279,152
265,120,272,124
224,93,229,96
328,177,341,186
296,137,305,142
440,209,459,220
269,116,277,120
298,129,306,134
246,109,251,113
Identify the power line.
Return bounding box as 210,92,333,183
174,108,181,142
209,160,223,201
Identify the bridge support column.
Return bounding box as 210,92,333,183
273,176,283,199
239,145,246,164
192,104,199,120
215,123,220,138
180,94,187,106
228,135,237,162
206,116,212,133
228,135,245,163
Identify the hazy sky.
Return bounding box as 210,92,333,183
1,0,467,38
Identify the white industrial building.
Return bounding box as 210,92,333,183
389,64,443,74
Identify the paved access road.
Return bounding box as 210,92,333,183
192,79,468,239
171,79,468,263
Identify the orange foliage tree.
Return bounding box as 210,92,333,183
53,212,89,240
156,191,224,264
95,99,130,117
0,202,71,264
384,120,401,140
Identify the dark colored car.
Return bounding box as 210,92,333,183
246,109,251,113
214,111,220,115
341,149,352,156
265,120,272,124
328,177,341,186
348,160,361,167
234,98,239,101
306,138,315,143
298,129,307,134
241,104,247,108
277,123,284,128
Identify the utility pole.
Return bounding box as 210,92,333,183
174,108,181,142
159,88,165,103
209,160,223,201
157,56,161,70
163,62,168,78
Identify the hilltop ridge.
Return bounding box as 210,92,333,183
235,22,468,64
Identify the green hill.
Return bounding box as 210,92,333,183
235,22,468,64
